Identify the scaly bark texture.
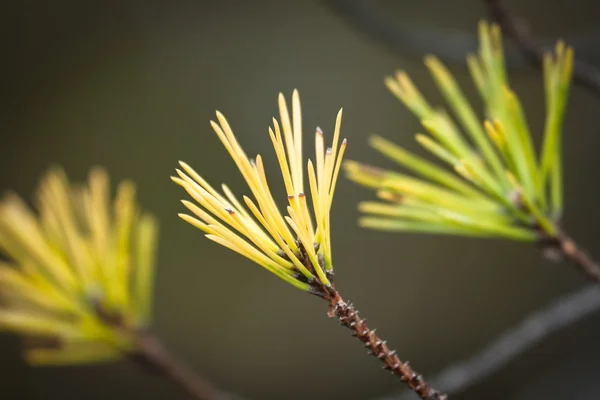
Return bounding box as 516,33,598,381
326,290,447,400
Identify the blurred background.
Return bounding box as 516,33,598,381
1,0,600,399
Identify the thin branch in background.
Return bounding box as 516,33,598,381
132,330,234,400
483,0,600,96
323,0,480,64
377,285,600,400
324,0,600,69
93,298,237,400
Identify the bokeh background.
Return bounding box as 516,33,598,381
2,0,600,399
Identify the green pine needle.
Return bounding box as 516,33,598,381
347,20,575,243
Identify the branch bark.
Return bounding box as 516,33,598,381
542,232,600,285
325,0,600,73
324,288,447,400
132,330,229,400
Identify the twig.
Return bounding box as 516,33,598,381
324,0,600,70
324,0,480,63
541,231,600,285
94,299,233,400
483,0,600,97
318,285,447,399
376,285,600,399
132,330,229,400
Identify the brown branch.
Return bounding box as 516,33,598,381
132,330,230,400
483,0,600,97
325,0,600,72
323,0,480,64
542,232,600,285
320,287,447,400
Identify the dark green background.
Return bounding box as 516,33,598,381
1,1,600,399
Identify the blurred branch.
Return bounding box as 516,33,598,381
541,232,600,285
483,0,600,97
132,330,233,400
323,0,481,63
324,0,600,71
377,285,600,399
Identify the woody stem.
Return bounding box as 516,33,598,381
132,330,227,400
553,232,600,285
326,289,447,400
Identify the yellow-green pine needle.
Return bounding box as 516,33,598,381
360,199,511,228
385,71,434,118
0,167,159,366
111,181,136,315
381,175,499,216
539,42,574,217
0,263,77,315
358,202,440,223
415,133,460,166
490,24,508,85
38,169,95,292
466,54,487,100
0,198,78,294
483,120,517,173
454,158,531,224
369,135,484,199
437,209,537,241
503,89,537,200
26,341,121,366
132,214,158,327
175,90,346,291
0,311,79,337
475,23,536,205
424,55,507,186
343,161,389,189
478,21,507,115
454,157,504,200
359,217,504,238
506,173,556,236
420,113,472,159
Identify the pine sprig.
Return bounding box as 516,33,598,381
346,21,574,242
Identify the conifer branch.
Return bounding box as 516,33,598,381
313,284,447,400
540,231,600,285
133,330,230,400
